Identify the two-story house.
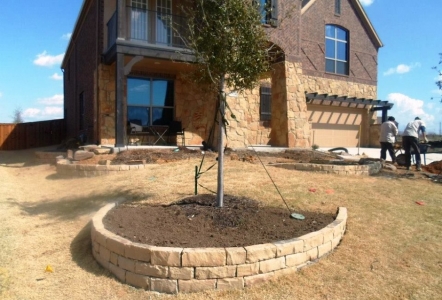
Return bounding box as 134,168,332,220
62,0,392,148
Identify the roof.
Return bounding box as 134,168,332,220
301,0,383,48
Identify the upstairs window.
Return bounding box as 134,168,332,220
257,0,277,26
325,25,349,75
301,0,311,8
335,0,341,15
260,85,271,121
131,0,148,41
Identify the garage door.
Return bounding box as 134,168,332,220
307,105,363,147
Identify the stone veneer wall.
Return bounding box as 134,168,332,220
96,61,376,148
98,64,117,145
91,201,347,294
369,124,381,147
175,74,273,148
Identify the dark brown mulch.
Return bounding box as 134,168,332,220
103,194,336,248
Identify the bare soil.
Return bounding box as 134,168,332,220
100,149,340,247
103,194,336,248
2,147,442,299
77,147,341,165
99,148,441,247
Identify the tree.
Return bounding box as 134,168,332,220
181,0,273,207
432,53,442,102
12,107,24,124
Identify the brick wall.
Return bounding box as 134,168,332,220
299,0,379,86
64,0,103,144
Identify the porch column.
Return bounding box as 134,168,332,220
117,0,126,39
381,107,388,122
271,62,288,146
271,61,311,148
115,52,126,147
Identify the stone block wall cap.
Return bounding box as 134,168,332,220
91,199,348,293
335,207,347,221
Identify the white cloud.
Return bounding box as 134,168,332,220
359,0,374,6
0,92,3,98
33,51,65,67
387,93,437,132
22,106,63,120
383,63,421,76
61,33,72,40
51,73,63,80
23,108,41,118
38,94,64,105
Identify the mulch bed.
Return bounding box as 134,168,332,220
103,194,336,248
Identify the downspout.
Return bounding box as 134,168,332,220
94,0,100,145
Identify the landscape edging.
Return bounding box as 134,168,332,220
56,159,146,177
269,161,382,175
57,159,382,177
91,202,347,294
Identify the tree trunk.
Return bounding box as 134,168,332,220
216,75,226,207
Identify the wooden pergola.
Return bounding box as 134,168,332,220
305,92,394,122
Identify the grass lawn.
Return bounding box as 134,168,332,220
0,148,441,299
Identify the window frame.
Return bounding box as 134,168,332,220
259,85,271,121
325,24,349,75
127,77,175,127
335,0,341,15
256,0,277,26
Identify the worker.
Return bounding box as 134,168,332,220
379,116,398,163
402,117,428,171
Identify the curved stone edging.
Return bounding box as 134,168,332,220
56,159,146,177
269,161,382,176
91,201,347,294
35,151,65,164
58,158,382,177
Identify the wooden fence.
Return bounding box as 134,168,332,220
0,119,66,150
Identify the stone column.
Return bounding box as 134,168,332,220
271,62,288,146
271,61,311,148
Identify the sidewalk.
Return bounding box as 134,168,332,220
319,147,442,165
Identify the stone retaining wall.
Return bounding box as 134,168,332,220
91,202,347,294
269,161,382,176
56,159,146,177
57,159,381,177
35,151,65,164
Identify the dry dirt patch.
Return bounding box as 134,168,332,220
1,147,442,299
103,194,336,248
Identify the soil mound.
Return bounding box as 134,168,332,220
103,194,336,248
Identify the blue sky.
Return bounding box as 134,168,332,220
0,0,441,133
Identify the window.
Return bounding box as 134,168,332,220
156,0,172,45
131,0,148,41
127,77,174,127
256,0,277,26
260,85,271,121
325,25,349,75
335,0,341,15
79,92,85,130
301,0,311,8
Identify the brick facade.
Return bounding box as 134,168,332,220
63,0,383,148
